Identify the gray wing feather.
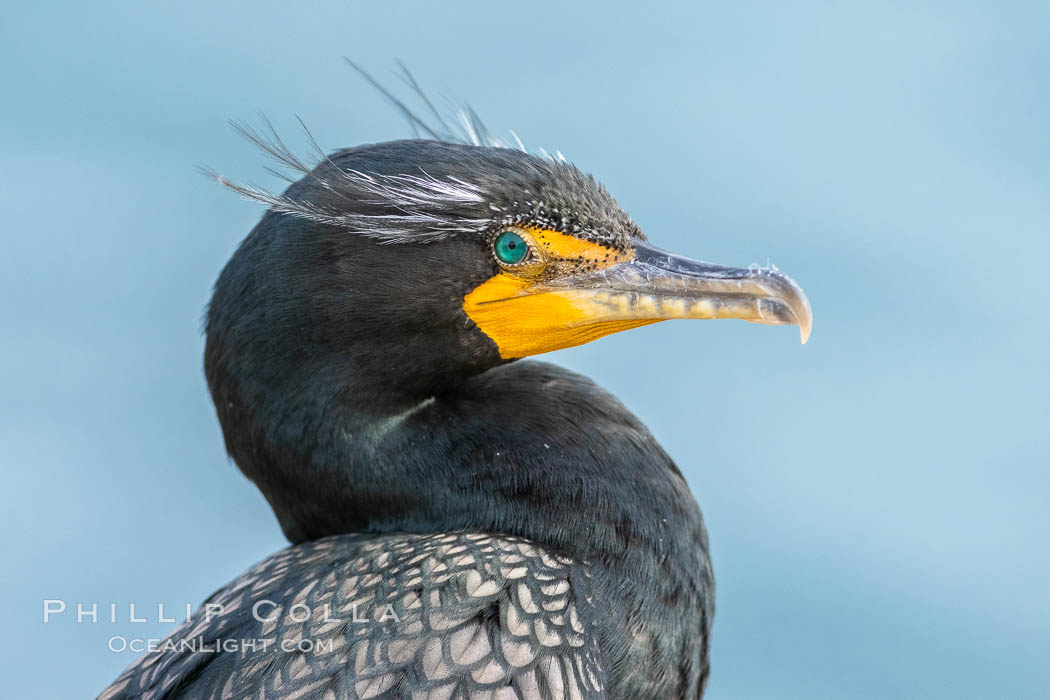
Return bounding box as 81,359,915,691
99,533,605,699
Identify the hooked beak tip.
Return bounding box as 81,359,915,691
792,290,813,345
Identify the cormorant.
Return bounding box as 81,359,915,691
100,71,811,699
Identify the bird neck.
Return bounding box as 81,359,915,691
217,353,708,585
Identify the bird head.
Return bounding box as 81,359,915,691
209,137,811,406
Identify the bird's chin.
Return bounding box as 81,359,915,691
462,275,659,359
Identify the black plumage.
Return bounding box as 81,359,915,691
100,85,811,699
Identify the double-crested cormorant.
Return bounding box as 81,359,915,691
100,72,811,699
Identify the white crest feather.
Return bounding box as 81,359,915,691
205,62,564,243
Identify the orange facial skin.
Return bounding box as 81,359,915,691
463,227,645,359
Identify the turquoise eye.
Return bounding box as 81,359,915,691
493,230,529,265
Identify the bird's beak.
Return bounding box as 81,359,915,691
547,239,812,342
464,238,812,359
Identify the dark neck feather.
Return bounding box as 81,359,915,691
209,326,708,579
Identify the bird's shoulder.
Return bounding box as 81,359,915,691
99,532,605,699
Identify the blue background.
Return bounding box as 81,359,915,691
2,2,1047,697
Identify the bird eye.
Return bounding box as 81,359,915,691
493,230,530,265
